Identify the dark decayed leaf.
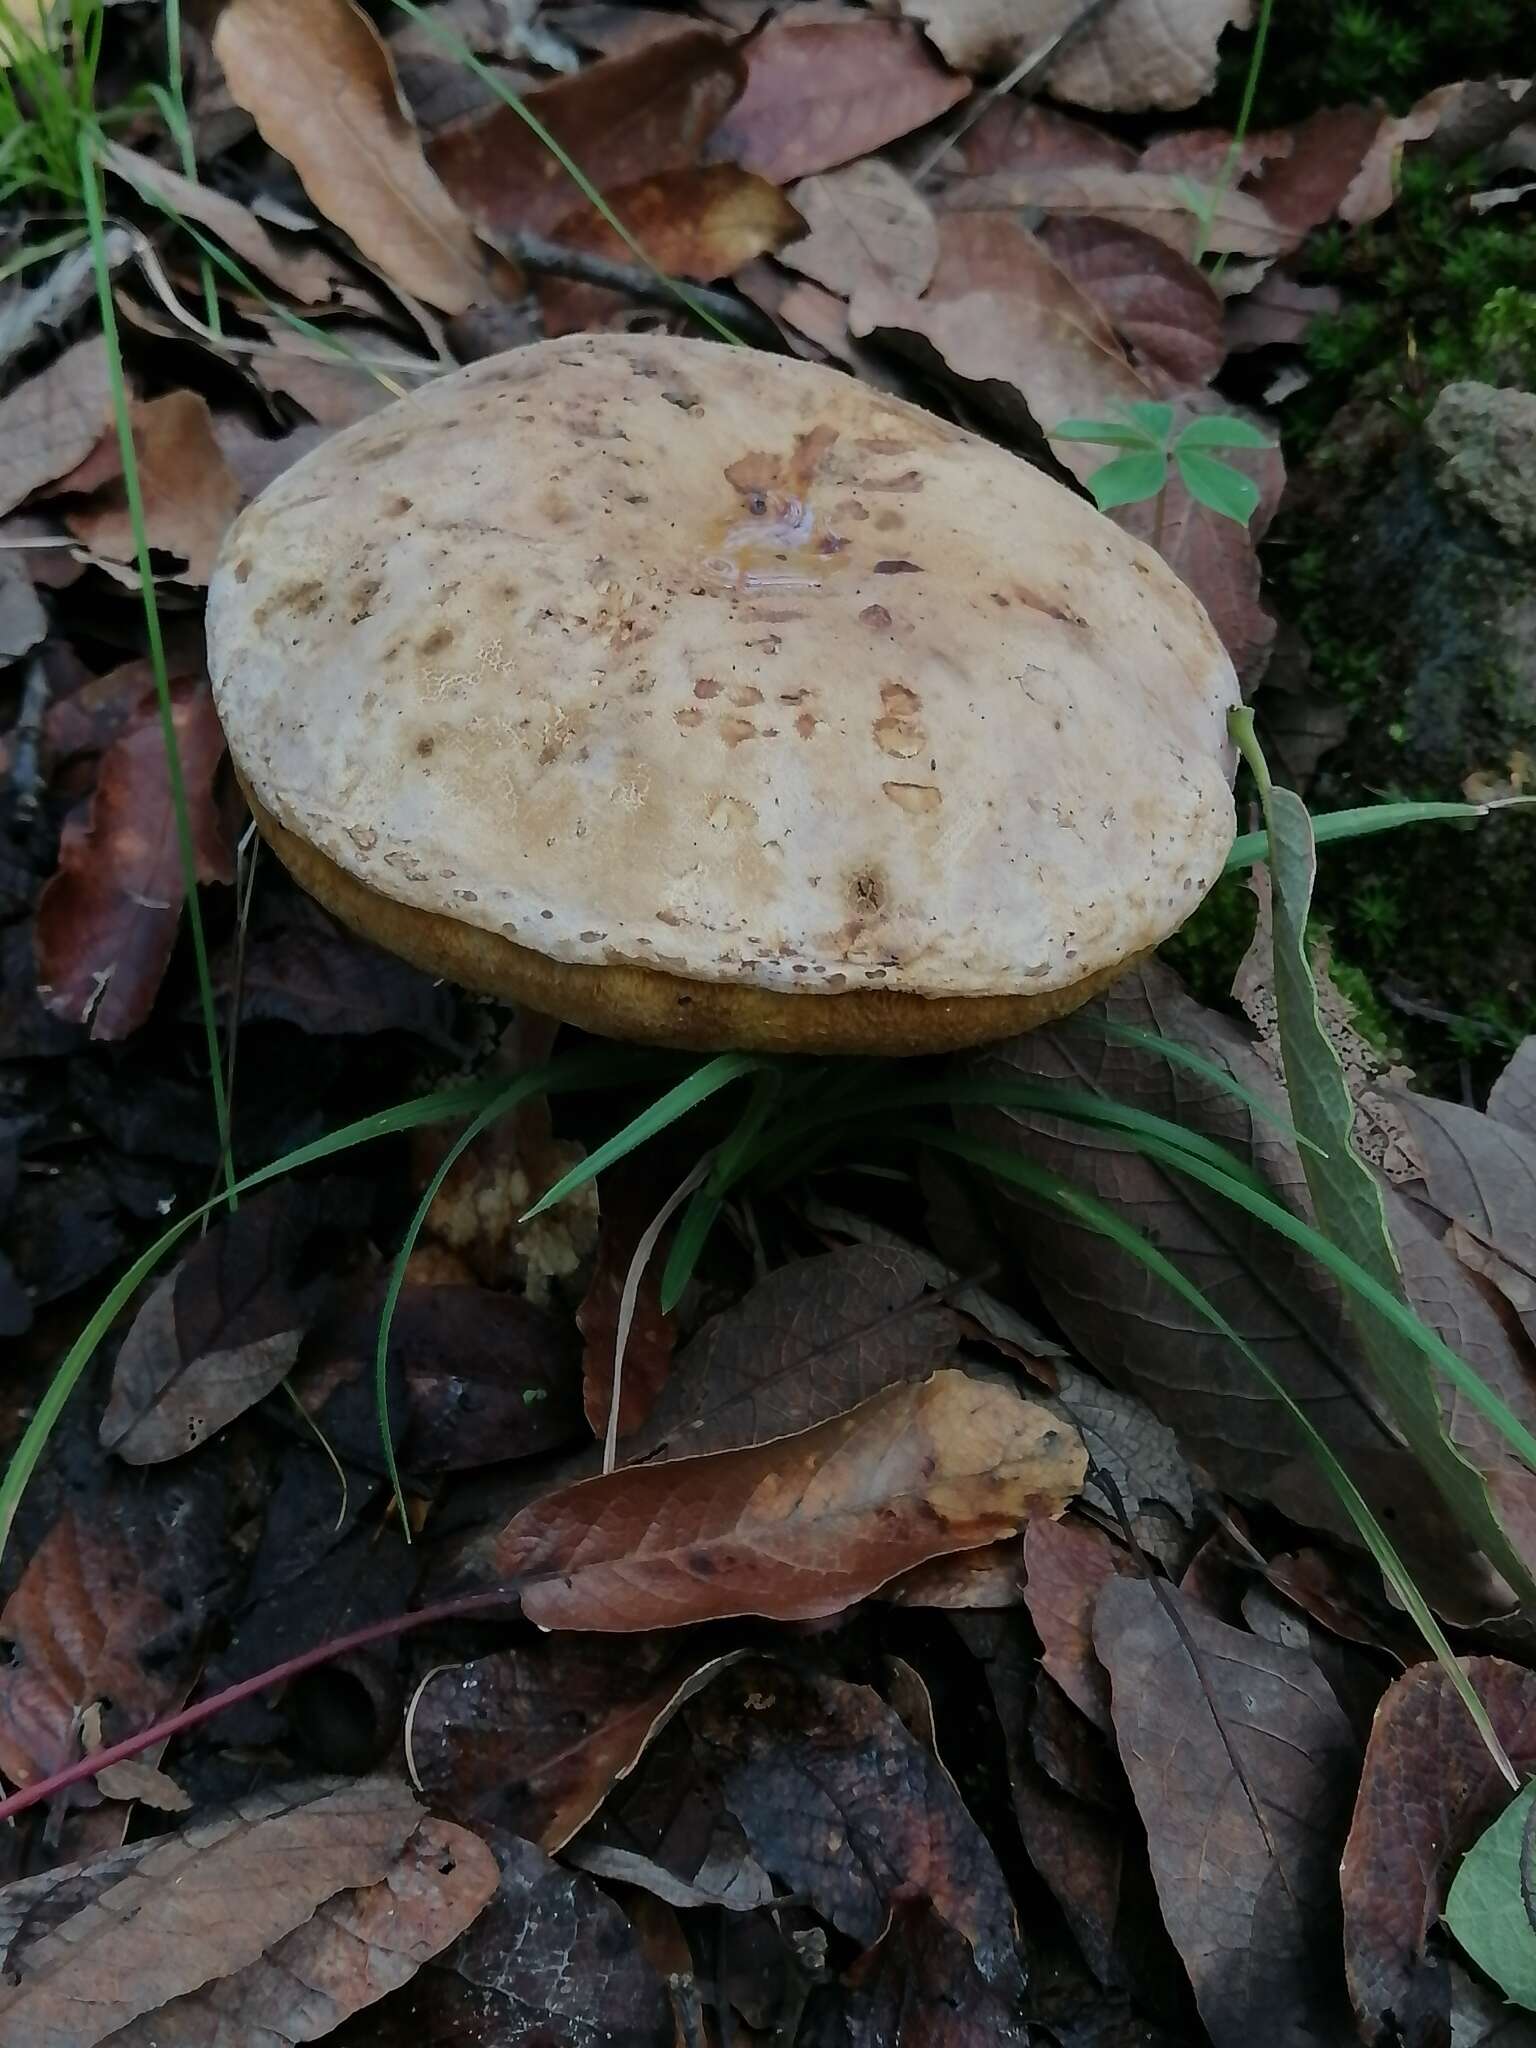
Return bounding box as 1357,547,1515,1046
466,1370,1085,1629
626,1241,962,1459
0,1465,229,1792
431,30,744,239
711,18,967,185
99,1185,357,1464
800,1898,1029,2047
0,337,114,520
708,1662,1025,1995
405,1829,675,2048
1341,1659,1536,2047
577,1167,676,1443
1393,1090,1536,1347
0,1776,425,2046
1095,1577,1360,2048
98,1816,496,2047
214,0,490,313
1037,216,1226,389
35,679,234,1041
407,1636,741,1850
1021,1516,1129,1732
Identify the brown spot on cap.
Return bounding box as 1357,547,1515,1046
874,559,922,575
795,710,819,739
874,714,924,758
674,707,704,731
880,682,921,716
720,716,758,747
727,684,763,708
694,677,721,699
860,604,893,631
883,781,942,814
418,622,454,656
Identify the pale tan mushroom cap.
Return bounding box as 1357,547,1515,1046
208,334,1238,1044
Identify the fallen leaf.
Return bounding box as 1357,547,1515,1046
467,1370,1086,1629
709,1662,1025,1993
801,1898,1029,2046
947,97,1138,176
34,679,233,1040
99,1184,355,1464
904,0,1251,112
0,553,45,662
93,1759,191,1812
577,1168,676,1443
63,391,243,585
939,166,1292,260
1051,1356,1196,1538
1393,1090,1536,1346
0,1775,423,2046
1341,82,1527,226
710,18,968,185
784,157,938,298
539,164,801,333
214,0,489,313
0,1473,226,1789
1225,271,1343,351
1022,1517,1129,1732
1248,104,1384,237
1341,1659,1536,2046
101,144,347,307
0,337,114,520
1491,1040,1536,1139
1096,1577,1360,2047
849,213,1151,489
628,1241,962,1460
407,1638,740,1850
1038,215,1226,388
1139,126,1293,183
884,1536,1026,1608
430,30,743,239
413,1830,675,2047
102,1816,496,2047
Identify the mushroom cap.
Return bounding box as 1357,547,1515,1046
207,334,1239,1054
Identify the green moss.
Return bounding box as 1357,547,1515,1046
1214,0,1518,120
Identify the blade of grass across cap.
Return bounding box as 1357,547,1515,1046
919,1124,1518,1786
388,0,747,346
1231,708,1536,1603
1226,799,1533,874
81,135,236,1211
1071,1015,1320,1154
522,1053,769,1221
0,1075,518,1567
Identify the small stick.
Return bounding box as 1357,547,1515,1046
493,231,782,347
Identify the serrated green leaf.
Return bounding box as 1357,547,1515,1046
1176,447,1261,525
1085,449,1168,512
1175,414,1273,451
1125,401,1176,445
1446,1780,1536,2010
1231,711,1536,1605
1051,417,1155,447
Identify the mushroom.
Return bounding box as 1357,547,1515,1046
206,334,1238,1055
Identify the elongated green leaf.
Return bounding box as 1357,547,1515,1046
522,1053,768,1220
1084,450,1167,511
1445,1781,1536,2007
1175,415,1273,451
1225,800,1529,873
1231,710,1536,1603
920,1124,1517,1783
1050,417,1154,447
1175,447,1260,525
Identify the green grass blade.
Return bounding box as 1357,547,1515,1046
659,1068,785,1311
1232,709,1536,1602
387,0,746,346
1072,1016,1320,1154
80,134,236,1213
923,1124,1517,1786
1225,799,1532,874
521,1053,769,1221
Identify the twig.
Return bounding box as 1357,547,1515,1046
5,654,51,832
909,0,1127,186
0,227,131,379
0,1588,514,1828
492,230,782,347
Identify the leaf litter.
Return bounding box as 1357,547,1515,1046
2,0,1535,2041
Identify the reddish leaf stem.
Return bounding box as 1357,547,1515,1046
0,1589,514,1828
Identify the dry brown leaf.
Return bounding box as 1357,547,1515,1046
430,30,743,240
884,1537,1026,1609
0,554,45,663
904,0,1252,112
1247,104,1384,236
1342,81,1532,226
784,158,938,298
849,213,1151,487
0,337,115,520
710,18,968,184
64,392,242,585
214,0,488,313
948,97,1137,176
1037,215,1226,388
940,164,1292,259
469,1370,1085,1630
0,1776,423,2046
1021,1516,1128,1731
103,1817,497,2046
35,678,233,1040
1225,272,1342,352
